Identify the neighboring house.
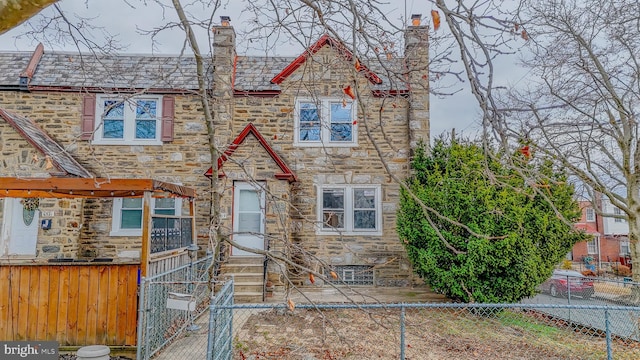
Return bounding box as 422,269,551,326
572,200,631,268
600,197,632,267
0,16,430,345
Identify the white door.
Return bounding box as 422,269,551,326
1,198,39,256
231,182,265,256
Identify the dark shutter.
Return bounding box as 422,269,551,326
80,94,96,140
161,96,175,141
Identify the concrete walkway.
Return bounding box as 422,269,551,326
267,284,449,304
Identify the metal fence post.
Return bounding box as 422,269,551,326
605,309,612,360
566,275,571,324
228,280,234,358
206,301,216,360
135,277,147,360
400,304,406,360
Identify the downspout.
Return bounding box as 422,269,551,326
597,236,602,271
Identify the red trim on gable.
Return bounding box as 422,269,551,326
271,34,383,85
204,123,297,182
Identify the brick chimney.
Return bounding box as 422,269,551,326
211,16,236,145
404,14,430,153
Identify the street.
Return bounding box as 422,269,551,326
522,293,640,341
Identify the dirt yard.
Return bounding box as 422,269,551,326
233,307,640,360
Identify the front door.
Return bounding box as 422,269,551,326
231,182,265,256
1,198,39,256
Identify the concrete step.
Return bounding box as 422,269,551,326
225,256,264,265
229,273,263,282
219,256,266,303
220,265,263,274
220,259,263,272
234,283,264,293
234,292,263,303
214,282,262,291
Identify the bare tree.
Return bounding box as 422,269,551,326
12,0,627,298
434,0,640,289
501,0,640,285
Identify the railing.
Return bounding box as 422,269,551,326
151,215,193,254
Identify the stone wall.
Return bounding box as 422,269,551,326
223,45,419,286
0,27,429,285
0,92,214,259
0,122,82,258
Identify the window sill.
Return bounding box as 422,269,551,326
92,139,163,146
110,229,143,237
316,229,382,236
294,141,358,148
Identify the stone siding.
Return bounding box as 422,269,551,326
0,29,429,285
0,92,213,259
223,46,417,286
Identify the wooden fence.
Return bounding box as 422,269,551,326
0,263,139,346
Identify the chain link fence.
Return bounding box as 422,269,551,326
136,254,214,360
147,280,640,359
225,303,640,360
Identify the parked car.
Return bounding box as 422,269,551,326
540,270,595,299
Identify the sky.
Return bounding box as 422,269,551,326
0,0,487,139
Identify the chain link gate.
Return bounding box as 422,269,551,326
136,255,214,360
207,278,234,360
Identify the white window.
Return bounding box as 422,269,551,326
587,238,598,254
620,241,630,255
93,95,163,145
585,208,595,222
613,207,625,223
110,197,181,236
342,268,355,282
294,98,357,146
317,185,381,235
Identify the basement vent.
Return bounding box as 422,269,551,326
327,265,374,286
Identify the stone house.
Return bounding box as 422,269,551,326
0,17,430,304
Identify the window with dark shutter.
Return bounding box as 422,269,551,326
161,96,175,141
81,94,96,140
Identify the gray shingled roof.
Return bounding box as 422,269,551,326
0,47,403,92
0,108,93,178
0,51,208,90
234,56,292,91
0,52,30,86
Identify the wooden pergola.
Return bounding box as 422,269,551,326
0,177,197,277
